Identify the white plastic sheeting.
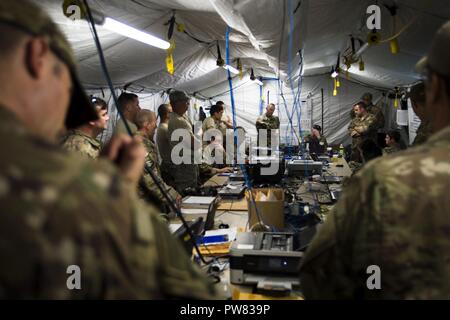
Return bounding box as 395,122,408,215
38,0,450,144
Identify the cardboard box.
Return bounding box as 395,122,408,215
246,188,285,229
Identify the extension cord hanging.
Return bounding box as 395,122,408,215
83,0,212,265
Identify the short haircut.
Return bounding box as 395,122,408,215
91,97,108,111
408,82,425,104
0,23,27,58
210,104,224,116
216,101,225,106
387,130,401,143
117,92,138,112
135,109,155,130
268,103,275,109
157,103,170,119
312,124,322,132
355,101,368,110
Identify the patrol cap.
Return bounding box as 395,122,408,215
0,0,98,129
169,90,189,104
415,20,450,77
361,92,373,101
406,81,425,103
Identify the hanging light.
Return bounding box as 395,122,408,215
331,69,339,78
223,64,239,74
216,42,224,67
62,1,170,50
250,68,263,86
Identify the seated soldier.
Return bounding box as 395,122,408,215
199,133,233,184
60,97,109,159
135,109,181,215
304,124,328,154
383,130,403,155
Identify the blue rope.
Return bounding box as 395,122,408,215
259,85,264,115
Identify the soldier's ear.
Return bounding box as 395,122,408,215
24,37,50,80
427,73,443,106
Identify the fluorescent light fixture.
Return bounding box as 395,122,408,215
253,78,263,86
102,17,170,50
331,70,339,78
223,64,239,75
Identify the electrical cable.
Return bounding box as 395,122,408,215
82,0,212,265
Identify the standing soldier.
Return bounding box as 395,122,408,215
362,92,385,135
300,20,450,300
348,102,377,162
60,97,109,159
168,90,201,194
0,0,216,299
135,110,181,214
255,103,280,148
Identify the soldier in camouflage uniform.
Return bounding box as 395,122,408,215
408,82,433,146
168,91,201,194
348,102,377,162
300,20,450,299
135,110,181,213
383,130,402,155
114,92,140,136
0,0,216,299
256,103,280,148
304,124,328,154
362,92,385,132
60,97,109,159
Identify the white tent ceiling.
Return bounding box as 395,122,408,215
38,0,450,144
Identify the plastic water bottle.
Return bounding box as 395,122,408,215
339,144,345,158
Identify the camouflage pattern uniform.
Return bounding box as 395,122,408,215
135,132,180,213
168,112,200,194
0,107,216,299
114,118,138,136
348,113,377,162
156,123,174,187
383,143,402,155
300,125,450,299
367,104,385,132
304,134,328,154
0,0,215,299
256,114,280,147
413,121,433,146
60,129,102,160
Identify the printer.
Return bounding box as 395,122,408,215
229,232,303,292
286,158,323,176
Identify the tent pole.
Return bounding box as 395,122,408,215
321,88,324,132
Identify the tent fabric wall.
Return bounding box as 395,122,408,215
38,0,450,146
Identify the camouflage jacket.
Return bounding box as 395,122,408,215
300,125,450,299
136,132,180,210
368,104,385,131
383,143,402,155
256,114,280,131
0,106,216,299
413,121,433,146
60,129,101,159
256,114,280,147
168,113,200,193
349,113,377,146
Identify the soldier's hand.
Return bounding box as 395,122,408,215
218,167,233,173
176,195,182,208
101,134,146,186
